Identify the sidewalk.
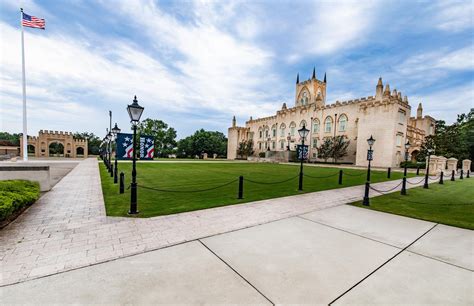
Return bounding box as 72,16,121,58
0,158,442,287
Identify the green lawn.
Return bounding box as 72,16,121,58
100,162,414,218
352,178,474,229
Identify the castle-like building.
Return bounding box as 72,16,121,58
227,69,435,168
20,130,88,158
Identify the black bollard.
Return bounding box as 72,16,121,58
467,170,470,178
338,170,343,185
401,177,407,195
451,170,455,181
439,171,444,184
460,169,464,180
110,165,114,178
238,176,243,199
387,167,391,178
119,172,125,194
416,167,420,175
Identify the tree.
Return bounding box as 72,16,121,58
237,140,254,159
73,132,101,155
318,138,333,162
0,132,20,146
177,129,227,158
137,118,177,158
332,136,350,163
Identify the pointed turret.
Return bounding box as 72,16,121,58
403,95,408,103
397,91,402,100
296,73,299,84
383,84,391,96
417,103,423,119
376,77,383,100
323,72,327,83
282,102,287,110
232,115,236,127
392,89,398,97
312,67,316,79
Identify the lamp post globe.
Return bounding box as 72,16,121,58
363,135,375,206
127,96,144,215
112,123,121,184
401,140,410,195
297,124,309,191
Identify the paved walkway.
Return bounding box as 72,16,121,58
1,158,469,302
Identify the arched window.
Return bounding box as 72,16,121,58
324,116,333,133
338,114,348,132
290,122,296,136
280,123,286,137
299,90,310,106
300,120,307,128
313,119,320,133
259,128,263,139
272,124,277,137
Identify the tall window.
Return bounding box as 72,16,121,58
272,141,276,149
396,134,403,147
280,124,286,137
290,122,296,136
324,116,333,133
313,119,320,133
259,142,262,149
272,127,277,137
300,120,307,128
312,138,318,149
398,110,406,123
259,130,262,138
338,114,348,132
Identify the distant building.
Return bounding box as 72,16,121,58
20,130,88,158
227,69,435,168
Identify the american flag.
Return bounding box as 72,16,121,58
122,136,134,159
22,12,45,29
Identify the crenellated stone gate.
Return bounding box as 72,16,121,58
19,130,88,158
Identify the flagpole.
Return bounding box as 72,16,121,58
20,8,28,161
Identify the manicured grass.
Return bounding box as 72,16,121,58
0,180,40,221
100,162,414,218
351,178,474,229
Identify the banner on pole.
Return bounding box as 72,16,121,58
139,135,155,160
296,144,309,160
116,133,134,160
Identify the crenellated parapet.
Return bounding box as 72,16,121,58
20,130,88,159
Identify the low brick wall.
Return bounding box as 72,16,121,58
0,166,51,191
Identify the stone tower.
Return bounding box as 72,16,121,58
375,77,383,100
417,103,423,118
295,68,327,108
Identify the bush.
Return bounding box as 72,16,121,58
258,152,266,158
400,161,426,169
0,180,40,221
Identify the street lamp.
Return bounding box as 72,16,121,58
298,124,309,191
112,123,121,184
267,137,271,151
127,95,144,215
363,135,375,206
423,148,434,189
401,141,410,195
286,133,291,151
107,131,113,176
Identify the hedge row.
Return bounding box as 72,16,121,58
0,180,40,221
400,161,426,169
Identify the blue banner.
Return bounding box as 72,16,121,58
297,144,309,160
139,135,155,160
116,133,134,160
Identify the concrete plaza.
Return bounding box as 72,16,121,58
0,158,472,304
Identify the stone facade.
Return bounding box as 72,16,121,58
20,130,88,158
227,71,435,168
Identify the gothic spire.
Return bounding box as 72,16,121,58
323,72,327,83
296,73,299,84
312,67,316,79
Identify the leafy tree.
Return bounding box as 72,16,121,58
137,118,177,158
0,132,20,146
318,138,333,162
177,129,227,158
332,136,350,163
237,140,254,159
73,132,101,155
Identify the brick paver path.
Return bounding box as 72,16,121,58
0,158,430,286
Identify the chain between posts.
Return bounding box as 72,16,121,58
140,179,238,193
245,174,299,185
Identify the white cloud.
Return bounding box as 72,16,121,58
432,0,473,32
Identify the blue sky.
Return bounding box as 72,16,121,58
1,0,472,139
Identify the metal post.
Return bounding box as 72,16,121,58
119,172,125,194
363,158,371,206
298,138,304,191
423,155,431,189
129,125,138,214
416,167,420,175
387,167,391,178
439,171,444,184
451,170,455,181
110,165,113,178
238,176,243,199
460,169,464,180
114,157,118,184
338,170,343,185
467,170,470,178
401,150,408,195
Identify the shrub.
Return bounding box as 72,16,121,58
258,152,266,158
400,161,426,169
0,180,40,221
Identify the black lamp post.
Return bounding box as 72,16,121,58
287,133,291,151
298,124,309,191
107,131,113,176
401,141,410,195
423,148,434,189
112,123,121,184
127,95,144,215
267,137,271,151
363,135,375,206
